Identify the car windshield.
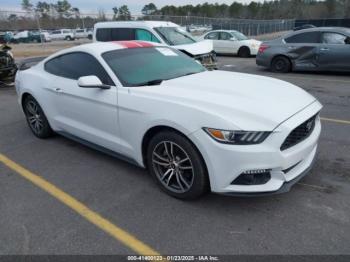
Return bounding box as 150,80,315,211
231,31,248,41
102,47,205,87
154,27,197,46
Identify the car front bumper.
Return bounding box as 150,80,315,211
195,52,218,70
189,101,322,194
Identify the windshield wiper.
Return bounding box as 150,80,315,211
182,33,196,42
132,79,164,87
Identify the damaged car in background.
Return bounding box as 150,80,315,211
93,21,217,69
0,44,17,86
256,27,350,73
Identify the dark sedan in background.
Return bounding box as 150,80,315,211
256,27,350,73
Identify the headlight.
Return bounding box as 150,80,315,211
203,128,271,145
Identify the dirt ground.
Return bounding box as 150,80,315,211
11,39,91,58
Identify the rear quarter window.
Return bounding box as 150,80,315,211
285,32,321,44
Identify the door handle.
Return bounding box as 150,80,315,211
320,48,330,51
54,87,63,93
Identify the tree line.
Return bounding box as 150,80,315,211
143,0,350,19
9,0,350,22
21,0,81,18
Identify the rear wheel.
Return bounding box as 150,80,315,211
238,46,251,57
65,36,72,41
23,96,53,138
147,131,209,200
271,56,291,73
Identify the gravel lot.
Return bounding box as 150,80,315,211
0,55,349,256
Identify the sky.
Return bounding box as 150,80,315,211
1,0,263,14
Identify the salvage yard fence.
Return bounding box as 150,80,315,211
0,10,295,37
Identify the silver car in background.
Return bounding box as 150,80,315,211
256,27,350,73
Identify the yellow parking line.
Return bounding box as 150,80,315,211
321,117,350,125
0,153,160,256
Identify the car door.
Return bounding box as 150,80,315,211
318,32,350,71
44,52,121,152
75,29,83,38
204,32,220,52
284,31,322,70
50,30,60,40
218,32,238,54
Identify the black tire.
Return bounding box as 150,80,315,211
271,56,291,73
23,95,53,139
147,131,209,200
65,36,72,41
238,46,251,58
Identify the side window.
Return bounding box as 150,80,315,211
220,32,231,40
135,29,160,43
205,32,219,40
322,32,346,44
96,28,135,41
96,28,111,41
111,28,135,41
44,52,114,85
285,32,321,44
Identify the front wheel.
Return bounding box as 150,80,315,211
147,131,209,200
23,96,53,138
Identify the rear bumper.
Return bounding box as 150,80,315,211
256,53,271,68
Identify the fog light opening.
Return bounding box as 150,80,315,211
231,169,272,185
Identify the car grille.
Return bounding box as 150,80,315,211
280,114,317,151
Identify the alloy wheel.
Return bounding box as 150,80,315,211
152,141,195,193
275,60,286,71
25,100,44,135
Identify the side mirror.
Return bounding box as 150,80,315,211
78,75,110,89
230,37,237,41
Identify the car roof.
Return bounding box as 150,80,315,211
43,41,166,62
207,30,239,33
94,21,179,29
205,30,243,36
287,27,350,36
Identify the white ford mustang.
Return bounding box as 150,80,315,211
15,41,322,199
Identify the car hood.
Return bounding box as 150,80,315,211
174,40,213,56
139,71,317,131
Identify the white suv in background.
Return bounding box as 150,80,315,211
50,29,75,41
93,21,217,69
